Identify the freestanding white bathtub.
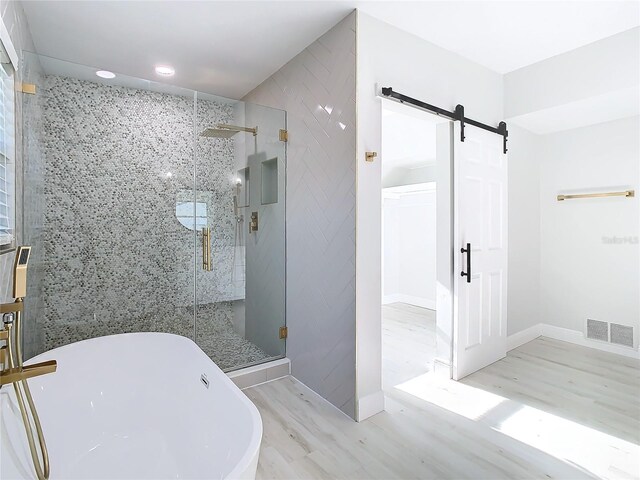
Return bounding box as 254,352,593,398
0,333,263,479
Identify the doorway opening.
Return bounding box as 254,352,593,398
381,100,452,391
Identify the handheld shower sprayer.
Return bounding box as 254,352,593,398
234,178,244,223
0,246,56,480
13,245,30,298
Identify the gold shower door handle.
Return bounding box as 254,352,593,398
202,227,212,271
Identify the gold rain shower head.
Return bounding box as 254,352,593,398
199,124,258,138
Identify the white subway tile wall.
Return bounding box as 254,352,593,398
244,12,357,418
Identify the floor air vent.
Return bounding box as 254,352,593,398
586,319,608,342
586,319,634,348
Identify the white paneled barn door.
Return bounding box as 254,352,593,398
453,123,508,380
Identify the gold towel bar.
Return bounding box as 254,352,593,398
557,190,635,201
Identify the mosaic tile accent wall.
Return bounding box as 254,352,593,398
40,76,269,370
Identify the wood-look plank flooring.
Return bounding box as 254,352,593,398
245,305,640,479
382,303,436,389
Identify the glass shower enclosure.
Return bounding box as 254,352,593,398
20,53,286,371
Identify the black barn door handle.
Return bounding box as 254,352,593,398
460,243,471,283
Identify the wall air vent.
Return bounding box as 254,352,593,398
586,319,608,342
586,319,635,348
610,323,634,348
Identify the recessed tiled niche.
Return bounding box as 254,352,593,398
261,158,278,205
236,167,250,207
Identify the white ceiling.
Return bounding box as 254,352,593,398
21,1,354,99
21,1,640,99
361,1,640,74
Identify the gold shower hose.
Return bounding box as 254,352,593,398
6,305,51,480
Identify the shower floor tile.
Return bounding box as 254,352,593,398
195,302,271,371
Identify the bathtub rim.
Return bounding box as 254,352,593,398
23,332,263,480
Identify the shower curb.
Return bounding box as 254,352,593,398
227,358,291,389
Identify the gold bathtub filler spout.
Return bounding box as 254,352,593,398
0,246,57,480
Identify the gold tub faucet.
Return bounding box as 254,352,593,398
0,246,56,480
1,246,57,384
0,311,57,386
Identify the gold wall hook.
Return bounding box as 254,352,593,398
365,151,377,162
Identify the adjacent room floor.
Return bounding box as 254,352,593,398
382,302,436,389
245,336,640,479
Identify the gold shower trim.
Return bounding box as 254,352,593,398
18,83,36,95
279,326,288,339
217,124,258,136
202,227,212,271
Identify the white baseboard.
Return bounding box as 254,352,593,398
507,323,640,360
382,294,436,310
357,390,385,422
540,324,640,359
507,324,543,351
432,358,452,379
382,294,401,305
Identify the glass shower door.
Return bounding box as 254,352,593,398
194,94,286,371
19,52,285,371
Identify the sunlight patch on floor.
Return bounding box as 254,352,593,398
396,373,506,420
395,373,640,480
500,404,639,479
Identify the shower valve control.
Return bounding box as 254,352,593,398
249,212,259,233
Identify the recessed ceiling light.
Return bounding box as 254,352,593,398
96,70,116,79
155,65,175,77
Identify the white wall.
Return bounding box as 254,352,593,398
507,125,541,336
539,116,639,343
504,26,640,356
383,189,437,309
356,11,503,420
